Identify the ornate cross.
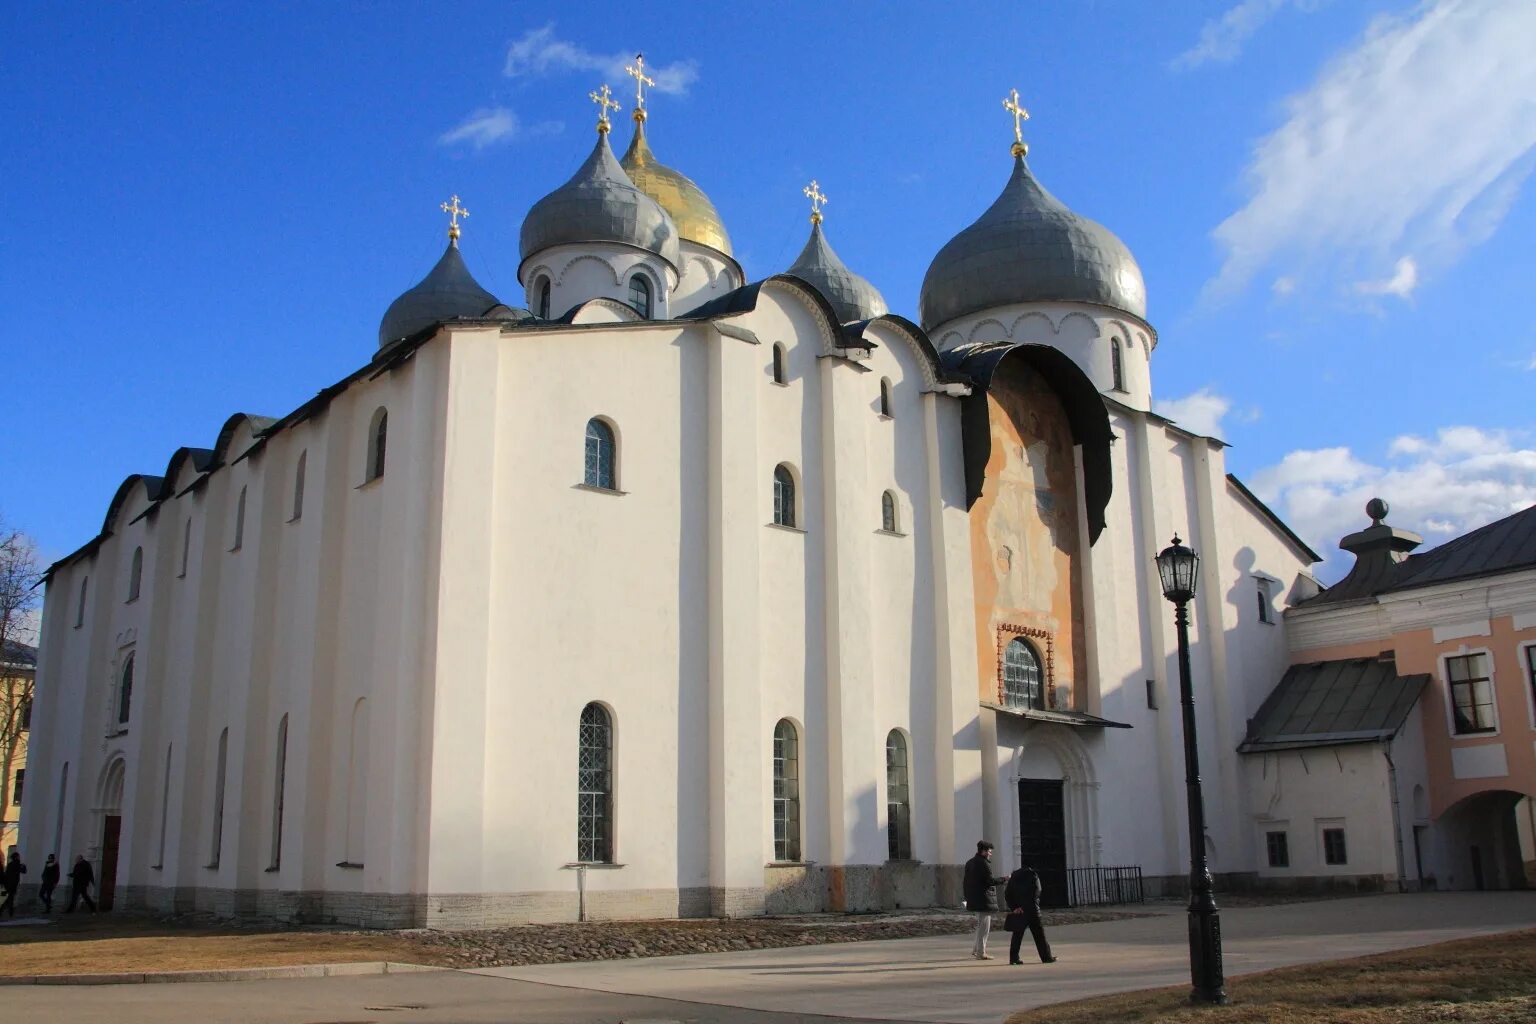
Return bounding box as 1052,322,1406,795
439,194,469,242
625,53,655,118
1003,88,1030,156
803,179,828,224
589,83,621,133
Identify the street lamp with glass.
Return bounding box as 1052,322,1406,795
1155,534,1227,1005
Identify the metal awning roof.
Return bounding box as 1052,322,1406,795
983,702,1133,729
1239,658,1428,754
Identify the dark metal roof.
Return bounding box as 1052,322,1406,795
1239,658,1428,754
519,131,680,275
985,702,1132,729
2,638,37,670
378,241,504,350
785,221,888,324
940,342,1113,544
919,154,1146,331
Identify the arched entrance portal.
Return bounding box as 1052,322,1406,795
1432,789,1531,892
95,757,126,911
1007,726,1100,908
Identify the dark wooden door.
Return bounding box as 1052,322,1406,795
1018,779,1068,908
99,815,122,911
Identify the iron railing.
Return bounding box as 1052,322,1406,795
1065,865,1144,907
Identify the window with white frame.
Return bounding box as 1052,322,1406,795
577,703,613,863
1446,652,1496,734
773,719,801,861
1524,645,1536,720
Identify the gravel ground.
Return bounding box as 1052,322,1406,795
403,906,1151,968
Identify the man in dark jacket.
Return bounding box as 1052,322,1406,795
38,854,60,913
963,840,1006,959
0,850,24,917
1004,863,1056,965
65,855,96,913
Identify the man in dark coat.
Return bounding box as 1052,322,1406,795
0,850,24,917
38,854,60,913
963,840,1006,959
1004,862,1057,965
65,854,96,913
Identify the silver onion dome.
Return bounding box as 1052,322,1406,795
786,220,888,323
378,240,506,349
519,131,681,277
919,154,1146,331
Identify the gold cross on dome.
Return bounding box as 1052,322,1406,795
803,179,828,224
625,53,655,118
589,83,621,133
439,194,469,242
1003,88,1030,156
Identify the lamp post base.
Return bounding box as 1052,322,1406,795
1188,906,1228,1004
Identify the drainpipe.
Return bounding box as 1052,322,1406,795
1383,743,1406,893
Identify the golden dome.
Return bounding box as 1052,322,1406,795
620,117,732,257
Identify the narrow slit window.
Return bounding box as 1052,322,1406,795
879,377,893,417
773,719,801,861
231,486,247,550
367,409,388,482
210,727,228,867
881,490,898,532
178,518,191,577
75,575,88,627
577,703,613,863
127,546,143,601
886,730,912,860
537,277,552,319
270,715,288,869
771,343,787,384
117,653,135,725
1111,338,1125,392
292,450,307,521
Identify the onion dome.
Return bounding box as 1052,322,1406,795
519,125,681,275
619,115,732,256
919,152,1146,331
378,235,504,349
785,182,887,323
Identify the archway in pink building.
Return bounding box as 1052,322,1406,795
1432,789,1532,892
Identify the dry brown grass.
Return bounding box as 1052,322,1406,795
1006,929,1536,1024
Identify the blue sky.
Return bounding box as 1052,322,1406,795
4,0,1534,581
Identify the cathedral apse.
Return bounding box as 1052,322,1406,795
970,363,1085,711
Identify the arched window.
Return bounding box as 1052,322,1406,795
1003,637,1045,710
578,703,613,863
127,547,143,601
627,274,652,318
367,409,388,482
537,277,552,319
773,465,796,528
178,518,191,578
231,486,247,550
117,653,135,725
209,726,228,868
270,714,288,869
772,719,801,862
75,575,88,627
771,343,787,384
1111,338,1125,392
886,730,912,860
879,377,893,417
345,698,369,865
292,450,306,521
881,490,898,533
584,418,617,489
154,742,172,868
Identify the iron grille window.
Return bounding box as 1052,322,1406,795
1266,830,1289,868
886,730,912,860
1003,637,1044,710
627,275,652,318
584,419,617,489
1323,827,1347,865
773,466,796,527
772,719,801,861
578,703,613,863
881,491,897,532
1447,653,1496,734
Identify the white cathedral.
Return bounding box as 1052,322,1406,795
21,77,1328,927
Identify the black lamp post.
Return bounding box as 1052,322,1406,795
1155,535,1227,1005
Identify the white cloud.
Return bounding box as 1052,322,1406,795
1355,256,1418,299
1155,388,1233,438
1271,275,1296,297
1207,0,1536,304
1173,0,1327,70
504,25,698,95
439,108,518,150
1249,425,1536,581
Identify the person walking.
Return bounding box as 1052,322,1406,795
38,854,60,913
65,854,96,913
0,850,25,917
963,839,1006,960
1003,862,1057,965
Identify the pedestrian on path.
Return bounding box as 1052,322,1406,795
963,840,1006,960
65,854,96,913
38,854,60,913
0,850,24,916
1003,862,1056,965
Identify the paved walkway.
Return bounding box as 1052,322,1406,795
476,892,1536,1024
17,892,1536,1024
